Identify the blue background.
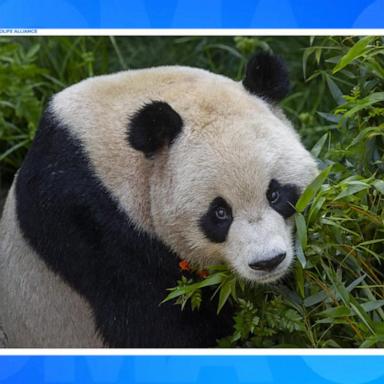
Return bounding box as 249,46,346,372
0,0,384,28
1,355,384,383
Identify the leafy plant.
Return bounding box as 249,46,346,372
0,38,46,182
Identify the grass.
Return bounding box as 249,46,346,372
0,36,383,347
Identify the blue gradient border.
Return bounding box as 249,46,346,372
1,355,384,383
0,0,384,28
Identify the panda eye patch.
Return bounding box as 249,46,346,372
200,197,233,243
267,179,299,218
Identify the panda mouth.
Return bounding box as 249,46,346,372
245,266,288,283
255,270,286,283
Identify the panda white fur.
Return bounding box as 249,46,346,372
0,52,318,347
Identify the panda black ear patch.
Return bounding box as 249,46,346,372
128,101,183,157
243,52,290,103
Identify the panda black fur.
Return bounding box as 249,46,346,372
0,53,318,347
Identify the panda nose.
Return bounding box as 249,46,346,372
248,253,286,272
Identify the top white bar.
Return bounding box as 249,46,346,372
0,28,384,36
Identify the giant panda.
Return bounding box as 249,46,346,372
0,52,318,348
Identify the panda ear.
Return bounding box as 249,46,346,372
127,101,183,158
242,52,290,103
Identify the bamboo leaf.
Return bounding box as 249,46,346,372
311,133,328,158
295,213,307,250
333,36,374,73
296,165,333,212
217,280,232,314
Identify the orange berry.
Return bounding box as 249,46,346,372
197,269,209,278
179,259,191,271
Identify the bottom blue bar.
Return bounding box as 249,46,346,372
0,355,383,384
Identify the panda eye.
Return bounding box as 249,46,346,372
199,197,233,243
215,206,229,220
269,190,280,205
267,179,300,218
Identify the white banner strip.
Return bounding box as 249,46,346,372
0,28,384,36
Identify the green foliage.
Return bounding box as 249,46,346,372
0,36,383,347
0,39,46,179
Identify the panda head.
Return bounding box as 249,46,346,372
125,52,318,283
54,52,317,284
